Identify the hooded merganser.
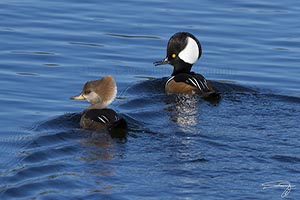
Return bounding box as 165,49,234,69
70,75,127,137
154,32,219,99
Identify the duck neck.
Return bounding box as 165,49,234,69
171,62,192,76
87,102,107,110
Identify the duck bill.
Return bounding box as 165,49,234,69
70,94,86,100
153,57,170,66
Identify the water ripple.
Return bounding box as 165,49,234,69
105,33,160,39
1,0,300,199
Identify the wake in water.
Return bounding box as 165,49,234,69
2,77,300,199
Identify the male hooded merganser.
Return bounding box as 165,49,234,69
71,75,127,138
154,32,219,99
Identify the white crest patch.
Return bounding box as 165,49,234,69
178,37,199,64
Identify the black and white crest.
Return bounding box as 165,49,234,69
167,32,202,65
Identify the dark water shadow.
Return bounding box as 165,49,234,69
68,41,104,47
124,77,258,97
105,33,160,39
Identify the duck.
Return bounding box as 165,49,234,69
70,75,127,138
154,32,220,100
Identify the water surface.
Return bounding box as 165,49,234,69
1,0,300,199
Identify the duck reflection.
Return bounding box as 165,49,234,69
165,94,199,128
165,94,220,131
80,130,126,162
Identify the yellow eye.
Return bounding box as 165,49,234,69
171,53,176,58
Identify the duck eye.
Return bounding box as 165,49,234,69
85,90,91,95
171,53,176,58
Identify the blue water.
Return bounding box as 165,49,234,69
1,0,300,199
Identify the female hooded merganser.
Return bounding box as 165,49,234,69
71,75,127,138
154,32,219,99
